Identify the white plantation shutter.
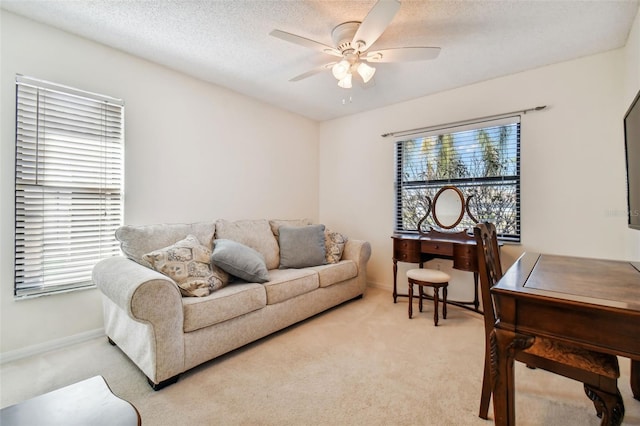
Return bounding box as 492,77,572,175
14,75,124,297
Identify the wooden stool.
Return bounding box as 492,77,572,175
407,268,450,326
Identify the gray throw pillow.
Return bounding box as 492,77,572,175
279,224,326,268
211,239,270,283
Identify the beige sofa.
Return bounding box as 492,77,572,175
92,219,371,390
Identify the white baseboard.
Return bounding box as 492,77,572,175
0,328,105,364
367,281,391,291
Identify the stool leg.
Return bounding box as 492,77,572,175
408,282,413,319
443,285,448,319
433,287,440,326
418,285,424,312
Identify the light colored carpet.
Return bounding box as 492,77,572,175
1,287,639,425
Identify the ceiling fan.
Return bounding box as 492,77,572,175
269,0,440,89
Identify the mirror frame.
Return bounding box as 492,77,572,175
432,186,465,229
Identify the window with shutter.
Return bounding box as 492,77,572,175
394,116,521,242
14,75,124,298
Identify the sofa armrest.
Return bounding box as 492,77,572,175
341,239,372,273
93,256,185,384
92,256,183,320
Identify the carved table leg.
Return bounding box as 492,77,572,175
632,359,640,401
393,259,398,303
491,328,534,426
433,287,440,326
473,272,480,312
408,282,413,319
442,286,448,319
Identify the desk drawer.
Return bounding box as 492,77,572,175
420,240,453,256
453,244,478,271
393,239,422,263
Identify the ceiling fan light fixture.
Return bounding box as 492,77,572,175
357,62,376,83
332,60,350,80
337,73,352,89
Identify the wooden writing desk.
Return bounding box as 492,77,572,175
490,253,640,425
392,231,481,312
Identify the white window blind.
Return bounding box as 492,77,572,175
14,75,124,298
395,116,521,241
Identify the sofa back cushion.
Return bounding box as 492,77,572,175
116,222,216,268
269,218,312,239
278,224,326,268
214,219,280,270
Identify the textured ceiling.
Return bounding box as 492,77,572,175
2,0,638,121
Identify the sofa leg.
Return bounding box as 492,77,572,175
148,375,180,391
107,337,117,346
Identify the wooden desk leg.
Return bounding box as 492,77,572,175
393,259,398,303
492,328,534,426
473,272,480,312
632,359,640,401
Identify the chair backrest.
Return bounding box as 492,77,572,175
473,222,503,336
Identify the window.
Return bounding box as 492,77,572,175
394,116,520,241
14,75,124,298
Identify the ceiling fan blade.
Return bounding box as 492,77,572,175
289,63,336,82
363,47,441,63
351,0,401,52
270,30,342,57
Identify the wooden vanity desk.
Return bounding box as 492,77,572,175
392,230,481,312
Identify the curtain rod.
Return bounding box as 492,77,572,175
381,105,547,138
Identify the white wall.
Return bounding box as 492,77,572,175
319,8,640,298
623,9,640,259
2,7,639,358
0,11,319,355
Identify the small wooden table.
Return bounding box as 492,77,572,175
0,376,141,426
491,253,640,425
392,231,481,312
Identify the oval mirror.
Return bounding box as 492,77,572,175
432,186,465,229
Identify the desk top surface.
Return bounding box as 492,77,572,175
392,231,476,244
0,376,140,426
494,252,640,312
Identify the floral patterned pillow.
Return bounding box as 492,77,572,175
143,235,229,297
325,229,348,264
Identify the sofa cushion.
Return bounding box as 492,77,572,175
278,224,326,269
182,282,267,332
309,260,358,288
215,219,280,270
269,218,312,239
211,239,269,283
263,269,319,305
325,229,348,264
143,235,229,297
116,222,216,268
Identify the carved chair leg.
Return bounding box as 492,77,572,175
584,384,625,426
419,285,424,312
433,287,440,326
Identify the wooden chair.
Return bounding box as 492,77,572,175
407,268,450,326
474,222,624,426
